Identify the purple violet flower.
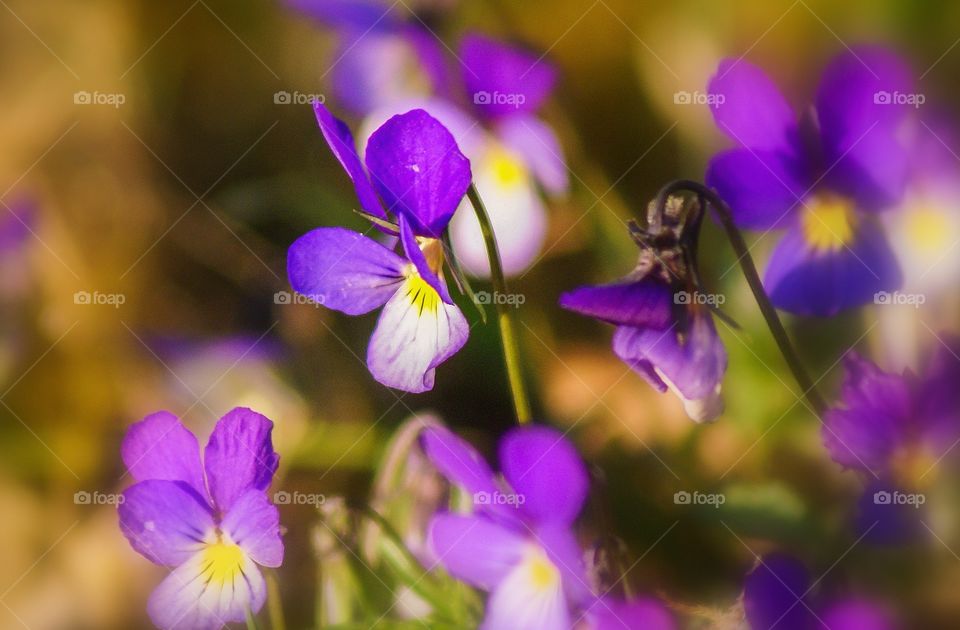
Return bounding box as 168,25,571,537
706,48,913,316
118,408,283,630
287,104,471,392
559,204,727,422
744,554,893,630
421,425,673,630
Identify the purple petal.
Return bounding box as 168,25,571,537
496,115,569,194
588,598,676,630
366,275,469,392
147,547,266,629
536,522,591,606
764,220,902,316
499,426,589,525
819,599,894,630
822,353,911,474
421,426,499,497
285,0,400,31
287,226,406,315
313,102,386,220
613,313,727,423
365,108,472,237
708,58,800,154
427,513,526,590
204,408,280,513
119,480,214,566
121,411,207,501
855,481,925,545
461,33,557,119
705,148,809,230
559,277,674,329
221,489,284,568
399,216,453,304
743,554,817,630
821,127,908,212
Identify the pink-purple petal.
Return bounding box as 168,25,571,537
121,410,207,501
708,58,800,154
287,226,406,315
461,33,557,120
587,597,675,630
204,408,280,514
427,513,526,590
398,216,453,304
819,599,894,630
221,489,284,568
743,554,818,630
119,479,214,567
496,115,569,195
764,220,902,316
421,426,499,497
535,522,591,606
365,108,472,237
559,278,674,329
498,426,589,525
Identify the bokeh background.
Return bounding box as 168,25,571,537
2,0,960,627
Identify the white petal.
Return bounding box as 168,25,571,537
367,274,469,393
480,546,570,630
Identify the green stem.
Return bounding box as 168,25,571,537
466,184,533,425
245,608,259,630
265,572,286,630
655,180,827,417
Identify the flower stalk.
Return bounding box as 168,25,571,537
654,179,827,417
467,183,533,425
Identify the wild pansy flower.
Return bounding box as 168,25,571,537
743,554,893,629
706,48,913,316
822,339,960,486
449,33,569,277
560,199,727,422
422,425,673,630
287,104,471,393
287,0,449,115
118,408,283,630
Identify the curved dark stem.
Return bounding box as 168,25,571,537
655,179,828,417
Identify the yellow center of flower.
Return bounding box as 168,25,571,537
524,548,560,590
201,540,246,586
403,272,440,316
487,146,527,188
801,195,857,252
905,204,951,252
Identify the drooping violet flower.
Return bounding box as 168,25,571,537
287,104,471,392
118,408,283,630
286,0,450,116
421,425,673,630
743,554,893,630
822,339,960,485
706,48,913,316
560,201,727,422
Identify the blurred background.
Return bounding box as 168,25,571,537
2,0,960,627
